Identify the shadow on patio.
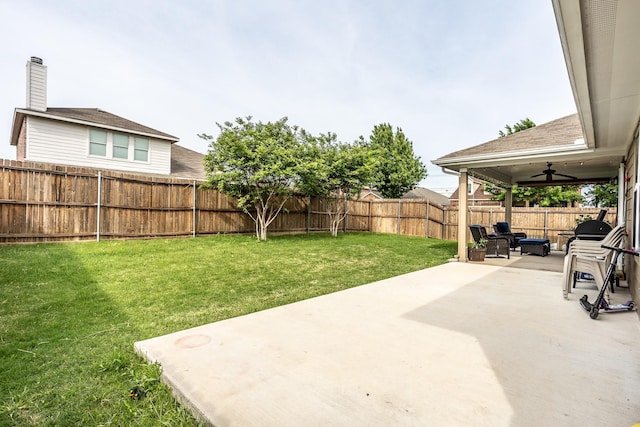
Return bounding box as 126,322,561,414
135,259,640,426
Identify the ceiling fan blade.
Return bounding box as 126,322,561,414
555,173,578,180
531,173,546,178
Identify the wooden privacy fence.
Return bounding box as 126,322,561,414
0,160,615,244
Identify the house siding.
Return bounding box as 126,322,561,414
625,128,639,308
25,116,172,174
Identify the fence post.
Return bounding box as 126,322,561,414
96,171,101,242
544,209,549,238
368,200,372,232
343,198,348,232
192,180,197,238
425,200,430,239
397,200,402,234
306,197,311,233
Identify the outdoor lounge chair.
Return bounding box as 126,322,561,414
493,222,527,249
562,225,624,299
469,224,510,259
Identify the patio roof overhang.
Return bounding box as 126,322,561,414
432,113,625,188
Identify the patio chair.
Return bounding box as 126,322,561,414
562,225,624,299
493,222,527,249
469,224,510,259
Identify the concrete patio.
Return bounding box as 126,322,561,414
135,253,640,426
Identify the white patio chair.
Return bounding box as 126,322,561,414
562,225,625,299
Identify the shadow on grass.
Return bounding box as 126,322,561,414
0,243,197,426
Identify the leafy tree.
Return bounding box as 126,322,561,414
583,183,618,207
363,123,427,198
485,183,583,207
200,116,306,241
299,134,377,237
498,118,536,137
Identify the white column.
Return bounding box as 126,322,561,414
458,169,469,261
505,186,513,225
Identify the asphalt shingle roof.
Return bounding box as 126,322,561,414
43,108,178,141
435,114,582,161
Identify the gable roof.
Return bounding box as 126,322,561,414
11,107,179,146
402,187,450,205
171,144,206,179
432,113,622,186
435,114,583,163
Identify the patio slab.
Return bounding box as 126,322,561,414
135,262,640,427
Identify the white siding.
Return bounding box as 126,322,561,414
26,117,172,175
26,61,47,112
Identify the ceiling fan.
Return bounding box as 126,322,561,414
531,162,578,182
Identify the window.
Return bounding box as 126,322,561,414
112,133,129,159
89,129,107,156
134,137,149,162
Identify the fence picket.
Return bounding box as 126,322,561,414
0,160,617,244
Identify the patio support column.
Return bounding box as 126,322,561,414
458,168,469,261
504,186,513,225
618,162,625,227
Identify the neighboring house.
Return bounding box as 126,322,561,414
359,187,383,201
10,57,181,176
448,179,499,207
170,144,206,180
402,186,450,206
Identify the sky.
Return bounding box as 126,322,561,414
0,0,577,195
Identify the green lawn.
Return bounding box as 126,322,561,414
0,232,456,426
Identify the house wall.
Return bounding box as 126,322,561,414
625,127,639,308
25,116,172,175
17,118,26,161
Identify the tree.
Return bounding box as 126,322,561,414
485,183,583,207
498,118,536,137
583,183,618,207
200,116,305,241
363,123,427,199
298,134,377,237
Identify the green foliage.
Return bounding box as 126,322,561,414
200,116,307,240
470,238,488,249
0,234,456,425
583,183,618,207
298,134,378,236
498,118,536,137
485,183,583,207
363,123,427,198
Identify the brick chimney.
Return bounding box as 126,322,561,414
26,56,47,112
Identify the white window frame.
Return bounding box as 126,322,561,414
112,133,129,159
88,129,151,163
89,129,107,157
134,137,149,162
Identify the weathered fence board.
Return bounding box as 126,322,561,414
0,160,617,244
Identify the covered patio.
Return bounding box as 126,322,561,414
135,260,640,426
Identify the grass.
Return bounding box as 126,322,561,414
0,232,456,426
